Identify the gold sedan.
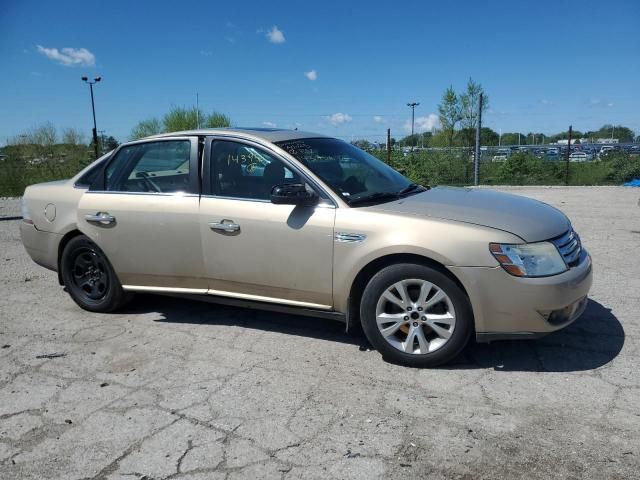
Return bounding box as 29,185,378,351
20,128,592,367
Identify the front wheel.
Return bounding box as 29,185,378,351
60,235,131,313
360,263,473,367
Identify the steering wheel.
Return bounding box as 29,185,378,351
137,171,162,193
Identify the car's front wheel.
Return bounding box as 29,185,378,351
360,263,473,367
60,235,131,313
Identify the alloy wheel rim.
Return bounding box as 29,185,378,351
70,247,109,301
375,278,456,355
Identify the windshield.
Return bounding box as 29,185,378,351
276,138,414,205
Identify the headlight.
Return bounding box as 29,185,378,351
489,242,567,277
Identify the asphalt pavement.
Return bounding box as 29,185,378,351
0,187,638,479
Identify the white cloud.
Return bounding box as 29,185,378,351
373,115,384,123
326,113,352,126
540,98,553,105
304,70,317,81
262,121,277,128
404,114,440,133
607,102,614,107
36,45,95,67
266,26,285,44
200,50,213,56
590,99,601,105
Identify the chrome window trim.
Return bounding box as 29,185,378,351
199,194,336,208
203,135,338,208
91,136,199,194
84,191,200,198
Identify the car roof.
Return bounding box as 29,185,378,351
148,127,331,144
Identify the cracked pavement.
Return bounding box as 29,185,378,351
0,186,639,479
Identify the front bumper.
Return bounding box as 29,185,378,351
20,222,61,272
450,250,593,339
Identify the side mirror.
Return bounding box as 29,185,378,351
270,183,319,206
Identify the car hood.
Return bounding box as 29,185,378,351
368,187,570,242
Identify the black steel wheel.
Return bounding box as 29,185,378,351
61,235,131,312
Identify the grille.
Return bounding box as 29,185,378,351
552,228,582,267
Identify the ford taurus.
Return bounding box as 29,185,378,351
20,128,592,366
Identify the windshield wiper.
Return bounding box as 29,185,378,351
348,184,428,206
348,191,402,206
396,183,427,196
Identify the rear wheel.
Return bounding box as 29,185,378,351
60,235,131,312
360,263,473,367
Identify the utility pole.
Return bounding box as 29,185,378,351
386,128,391,164
474,93,483,186
565,125,572,186
81,76,102,159
406,102,419,150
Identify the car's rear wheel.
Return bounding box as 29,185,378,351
360,263,473,367
60,235,131,312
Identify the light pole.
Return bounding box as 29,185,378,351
82,76,101,159
407,102,419,150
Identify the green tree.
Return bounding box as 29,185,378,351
205,112,232,128
62,128,85,145
500,132,525,145
31,122,58,147
459,78,489,146
163,107,200,132
437,86,462,146
429,131,451,148
103,135,119,151
481,127,499,146
351,139,372,150
130,108,232,139
585,124,634,143
549,130,583,143
130,118,162,140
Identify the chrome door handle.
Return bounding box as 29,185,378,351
209,221,240,233
85,212,116,226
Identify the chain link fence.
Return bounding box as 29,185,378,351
371,144,640,187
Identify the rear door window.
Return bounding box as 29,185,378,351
105,140,192,193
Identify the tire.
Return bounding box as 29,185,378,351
60,235,131,313
360,263,473,367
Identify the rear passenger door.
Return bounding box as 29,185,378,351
77,138,206,291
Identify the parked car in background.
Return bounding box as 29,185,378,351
546,148,560,160
569,151,589,162
599,145,615,158
20,128,593,367
492,148,510,162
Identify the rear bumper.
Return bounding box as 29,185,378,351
450,251,593,339
20,222,60,272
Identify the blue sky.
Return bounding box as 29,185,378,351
1,0,639,143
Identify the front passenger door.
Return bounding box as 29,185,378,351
199,138,336,308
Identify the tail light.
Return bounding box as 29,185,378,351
21,197,33,224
